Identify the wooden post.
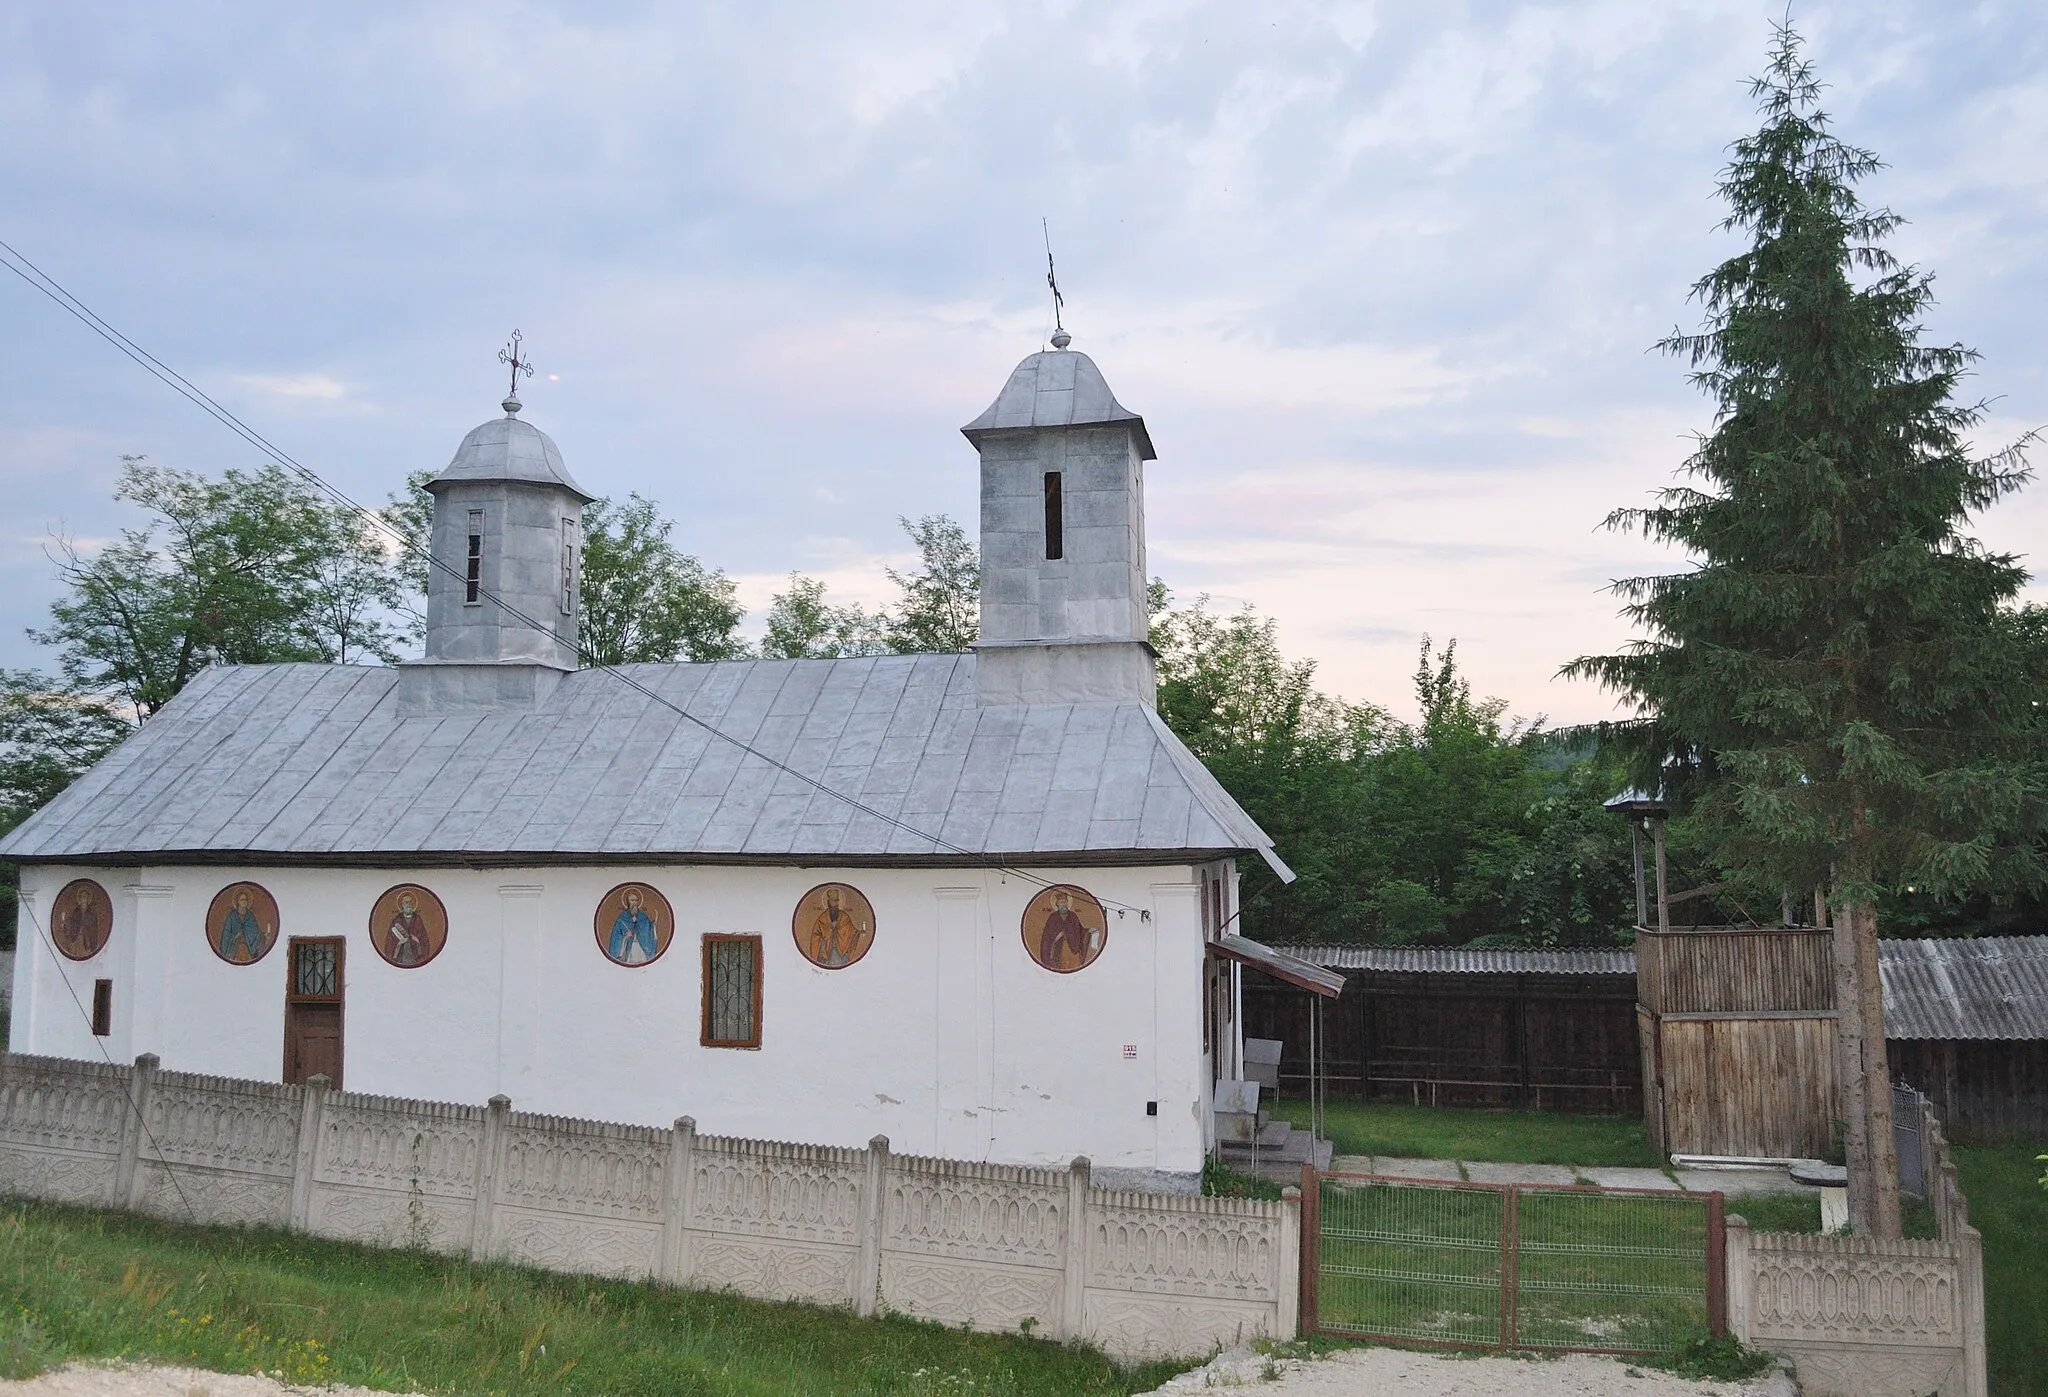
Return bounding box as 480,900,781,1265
1631,818,1649,928
1298,1161,1319,1339
1705,1191,1727,1336
855,1135,888,1317
1651,817,1671,935
289,1073,330,1230
115,1053,159,1211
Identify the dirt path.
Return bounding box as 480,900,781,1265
1140,1346,1796,1396
0,1365,419,1397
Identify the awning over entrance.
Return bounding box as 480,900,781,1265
1210,934,1345,997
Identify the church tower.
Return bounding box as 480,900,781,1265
405,363,593,708
963,335,1157,707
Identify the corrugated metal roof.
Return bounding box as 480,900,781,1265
0,655,1282,870
1877,936,2048,1041
1212,935,1345,997
1269,938,2048,1041
1268,945,1637,976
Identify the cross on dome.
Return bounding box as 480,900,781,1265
498,329,536,415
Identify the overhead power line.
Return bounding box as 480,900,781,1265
0,239,1162,913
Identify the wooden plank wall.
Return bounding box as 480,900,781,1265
1888,1038,2048,1142
1241,970,1642,1115
1637,927,1834,1014
1659,1016,1839,1158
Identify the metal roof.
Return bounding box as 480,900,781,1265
1268,938,2048,1040
961,349,1155,461
0,655,1284,873
432,411,592,500
1212,935,1345,997
1877,936,2048,1041
1269,945,1637,976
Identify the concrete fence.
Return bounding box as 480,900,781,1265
0,1052,1297,1362
1726,1096,1987,1397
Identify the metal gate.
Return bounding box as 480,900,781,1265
1300,1167,1726,1354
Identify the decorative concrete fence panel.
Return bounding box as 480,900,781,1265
1084,1189,1294,1360
134,1061,300,1228
0,1054,128,1207
1726,1100,1987,1397
0,1053,1298,1363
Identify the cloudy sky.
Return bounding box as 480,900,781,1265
3,1,2044,724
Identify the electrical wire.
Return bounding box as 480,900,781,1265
0,237,1166,915
13,893,199,1223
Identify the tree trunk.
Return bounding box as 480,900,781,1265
1846,898,1902,1238
1829,896,1875,1230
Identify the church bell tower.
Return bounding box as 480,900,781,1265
963,333,1157,707
403,337,594,708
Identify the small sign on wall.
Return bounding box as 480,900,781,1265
1122,1044,1138,1059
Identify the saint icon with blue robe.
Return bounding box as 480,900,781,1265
607,886,661,965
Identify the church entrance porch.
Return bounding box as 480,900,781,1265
283,937,344,1089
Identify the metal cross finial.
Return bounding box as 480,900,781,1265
1042,220,1069,349
498,330,535,413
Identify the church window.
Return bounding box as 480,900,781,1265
702,934,761,1048
91,980,112,1036
560,518,578,614
465,511,484,604
1043,472,1064,560
294,941,339,998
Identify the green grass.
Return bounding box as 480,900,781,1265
0,1199,1188,1396
1955,1143,2048,1397
1313,1178,1711,1353
1274,1098,1664,1169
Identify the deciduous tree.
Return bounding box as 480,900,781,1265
579,494,747,664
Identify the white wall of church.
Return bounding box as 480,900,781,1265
13,861,1211,1182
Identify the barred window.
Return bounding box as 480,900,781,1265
293,941,339,999
701,935,761,1048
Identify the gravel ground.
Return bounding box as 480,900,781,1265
0,1364,421,1397
1,1350,1797,1397
1138,1346,1797,1396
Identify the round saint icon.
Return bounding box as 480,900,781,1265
368,884,448,969
206,881,280,965
793,883,875,969
594,882,674,967
1021,884,1107,974
50,879,113,961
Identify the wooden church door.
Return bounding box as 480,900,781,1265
283,937,345,1088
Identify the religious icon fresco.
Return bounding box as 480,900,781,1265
1021,884,1107,973
51,879,112,961
206,881,279,965
595,882,674,967
368,884,448,969
793,883,875,969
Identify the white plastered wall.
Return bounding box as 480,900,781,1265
12,861,1210,1182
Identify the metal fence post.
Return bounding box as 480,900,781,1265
1499,1184,1519,1349
1298,1162,1319,1338
1705,1191,1727,1336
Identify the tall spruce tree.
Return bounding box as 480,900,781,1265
1568,26,2047,1235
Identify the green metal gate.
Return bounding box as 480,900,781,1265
1300,1167,1726,1354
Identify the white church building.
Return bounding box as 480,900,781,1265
3,338,1328,1192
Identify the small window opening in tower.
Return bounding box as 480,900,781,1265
465,510,484,604
560,518,578,614
1043,472,1064,560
